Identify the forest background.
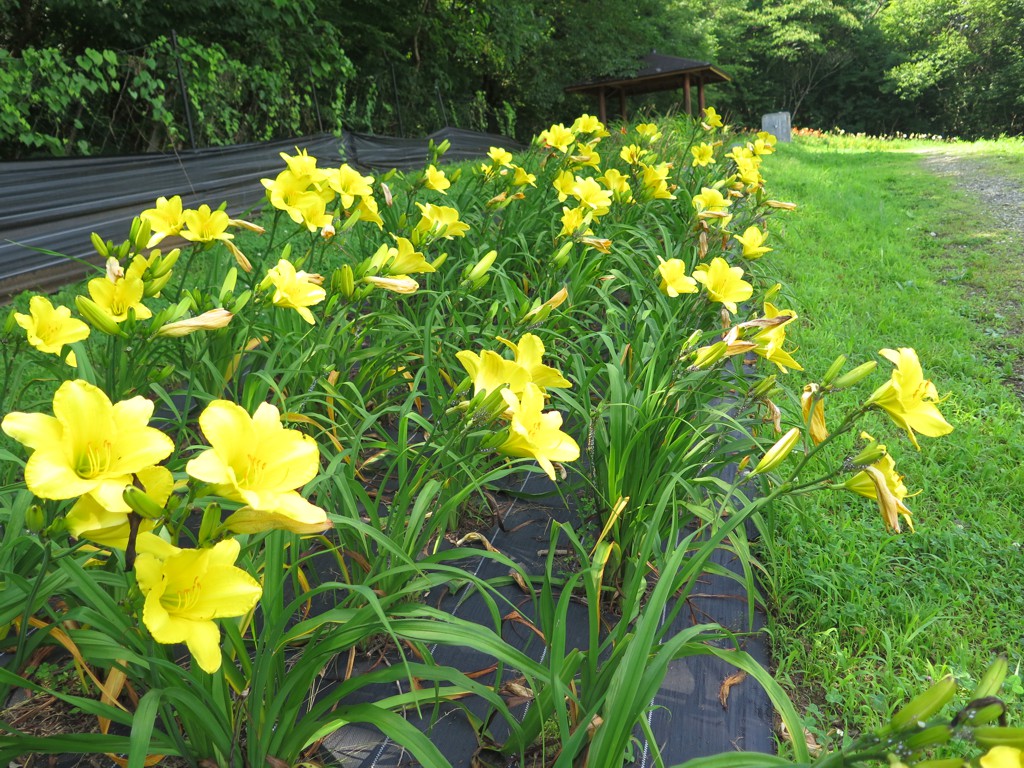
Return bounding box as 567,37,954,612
1,0,1022,158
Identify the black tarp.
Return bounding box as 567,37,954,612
0,127,524,299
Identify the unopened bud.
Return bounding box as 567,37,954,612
551,241,573,267
91,231,109,257
750,427,801,476
902,724,952,750
822,355,848,385
852,441,887,466
432,252,448,270
466,250,497,283
889,675,957,731
198,503,222,546
123,485,166,520
25,504,46,533
334,264,355,298
75,295,123,336
690,341,727,369
131,217,152,252
230,289,251,313
833,360,878,389
748,374,778,400
973,726,1024,749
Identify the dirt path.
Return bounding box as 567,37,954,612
917,149,1024,399
919,151,1024,233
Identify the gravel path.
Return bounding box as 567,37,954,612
918,149,1024,399
919,151,1024,233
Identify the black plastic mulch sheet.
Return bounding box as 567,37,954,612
0,127,522,298
320,472,774,768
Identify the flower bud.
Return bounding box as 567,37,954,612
852,441,887,466
3,309,16,335
75,295,123,336
431,252,448,270
833,360,877,389
551,241,573,267
230,289,251,313
123,485,166,520
198,503,222,547
972,657,1009,700
889,675,957,731
690,341,727,370
750,427,801,476
466,250,498,283
131,217,152,253
973,727,1024,749
25,504,46,533
901,724,952,750
90,231,109,257
822,355,848,385
156,308,234,338
748,374,778,400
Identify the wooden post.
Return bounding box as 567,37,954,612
698,78,706,113
684,74,692,115
598,88,607,124
619,89,627,122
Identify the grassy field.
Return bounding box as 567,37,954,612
761,135,1024,746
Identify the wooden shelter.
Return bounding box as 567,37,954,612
564,52,730,123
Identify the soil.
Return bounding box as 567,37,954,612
917,148,1024,400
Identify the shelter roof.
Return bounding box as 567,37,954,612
565,52,730,97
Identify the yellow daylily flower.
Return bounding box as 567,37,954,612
600,168,633,202
570,143,601,169
843,435,915,532
692,187,733,225
570,176,612,215
140,195,185,247
691,143,716,167
1,379,173,508
620,144,649,165
570,114,609,138
456,349,529,399
511,165,537,187
65,465,172,547
412,202,470,245
368,237,434,277
553,170,576,202
87,258,152,323
424,165,450,193
180,204,232,244
866,348,953,449
692,257,753,314
980,747,1024,768
537,124,575,153
15,295,90,366
353,195,384,228
801,383,828,445
185,400,330,534
701,106,724,129
487,146,514,167
657,259,698,297
560,206,594,238
498,383,580,481
261,259,326,325
640,163,676,200
325,164,374,209
495,334,572,391
735,226,772,259
135,537,262,673
750,302,803,372
635,123,663,143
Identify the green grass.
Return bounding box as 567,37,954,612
760,135,1024,746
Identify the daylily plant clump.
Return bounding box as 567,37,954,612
0,112,987,768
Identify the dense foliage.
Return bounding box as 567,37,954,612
1,0,1022,154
